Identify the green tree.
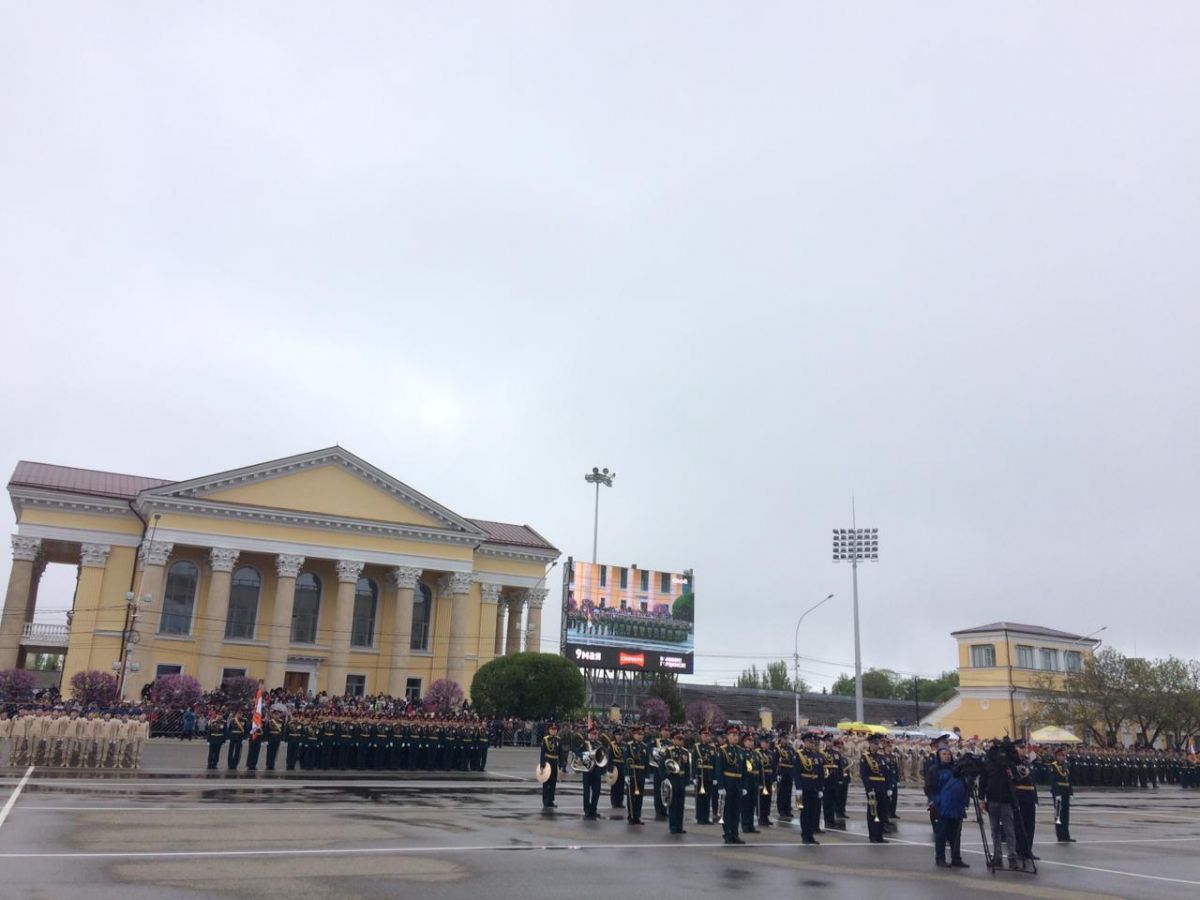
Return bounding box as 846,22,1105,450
650,672,685,722
1034,647,1131,745
470,653,585,720
737,665,764,689
672,592,694,622
830,668,897,699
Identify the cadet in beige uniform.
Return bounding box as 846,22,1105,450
0,713,10,763
10,711,31,765
62,711,83,767
99,714,122,768
27,712,51,766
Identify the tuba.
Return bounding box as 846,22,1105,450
571,740,596,773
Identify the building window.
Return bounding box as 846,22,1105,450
221,667,246,680
405,677,422,702
351,577,378,647
640,569,649,591
618,567,628,589
639,600,648,613
599,566,607,587
619,598,627,610
291,573,321,643
660,572,671,593
225,567,261,640
411,582,433,651
1016,645,1035,669
1064,650,1083,672
1040,648,1059,671
970,644,996,667
346,674,366,697
155,664,182,677
160,560,198,635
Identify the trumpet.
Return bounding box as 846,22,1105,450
1053,795,1062,826
867,790,880,823
716,789,725,824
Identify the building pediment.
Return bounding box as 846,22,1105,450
135,447,488,542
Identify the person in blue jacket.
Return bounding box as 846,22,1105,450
925,747,970,868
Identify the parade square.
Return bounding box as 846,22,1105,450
0,746,1197,900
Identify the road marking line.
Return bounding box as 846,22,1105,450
0,840,870,860
0,767,35,830
880,834,1200,887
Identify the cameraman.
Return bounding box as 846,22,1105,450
925,746,970,868
980,738,1025,870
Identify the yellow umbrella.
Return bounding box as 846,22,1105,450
836,721,890,735
1030,725,1081,743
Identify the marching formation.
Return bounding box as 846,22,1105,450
1,707,149,768
204,707,491,773
535,722,1125,875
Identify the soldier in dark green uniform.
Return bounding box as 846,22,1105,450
741,731,762,834
264,710,283,771
1051,747,1075,842
206,707,226,770
693,728,716,824
624,724,648,824
716,725,745,844
285,713,305,771
539,722,561,809
666,729,690,834
225,711,246,770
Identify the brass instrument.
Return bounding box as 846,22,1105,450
716,789,724,824
867,790,880,823
570,740,597,774
1053,795,1062,826
760,751,771,796
665,757,683,776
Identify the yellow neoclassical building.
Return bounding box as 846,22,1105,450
926,621,1101,739
1,448,558,700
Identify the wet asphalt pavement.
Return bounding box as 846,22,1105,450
0,742,1198,899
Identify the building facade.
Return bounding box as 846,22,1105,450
1,448,558,699
926,621,1101,739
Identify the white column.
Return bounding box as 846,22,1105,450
196,548,240,689
525,588,548,654
438,572,474,689
482,584,505,656
264,554,305,690
387,566,422,697
326,559,365,695
504,596,524,655
0,536,42,669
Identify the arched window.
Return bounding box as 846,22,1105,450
351,577,377,647
160,560,198,636
225,567,261,640
410,582,432,651
291,572,321,644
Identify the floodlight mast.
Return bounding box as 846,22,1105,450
832,501,878,723
583,467,615,564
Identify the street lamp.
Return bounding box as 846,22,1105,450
794,594,835,731
584,467,615,564
833,513,878,723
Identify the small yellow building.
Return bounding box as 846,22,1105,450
1,448,557,700
926,621,1101,739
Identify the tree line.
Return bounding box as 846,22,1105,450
1035,648,1200,748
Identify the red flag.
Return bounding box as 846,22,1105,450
251,688,263,739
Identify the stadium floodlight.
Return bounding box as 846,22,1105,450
584,467,616,564
832,507,879,723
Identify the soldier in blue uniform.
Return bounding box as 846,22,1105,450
774,733,796,822
264,710,284,771
205,707,225,770
756,732,777,828
740,731,762,834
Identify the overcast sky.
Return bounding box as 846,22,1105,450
3,3,1198,689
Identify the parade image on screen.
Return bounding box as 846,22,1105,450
563,561,694,674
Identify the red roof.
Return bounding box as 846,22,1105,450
468,518,558,551
8,461,558,551
9,461,174,500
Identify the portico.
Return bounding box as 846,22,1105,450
3,448,558,699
